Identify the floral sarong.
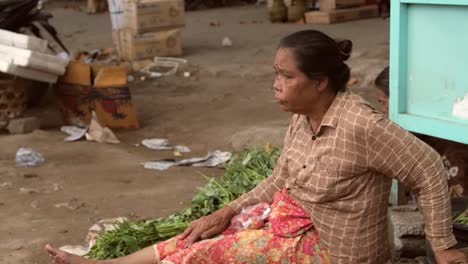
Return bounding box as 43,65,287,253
154,189,330,264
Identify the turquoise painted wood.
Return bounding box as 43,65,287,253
390,0,468,144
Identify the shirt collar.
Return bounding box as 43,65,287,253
301,90,349,134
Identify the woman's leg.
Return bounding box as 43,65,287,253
45,244,156,264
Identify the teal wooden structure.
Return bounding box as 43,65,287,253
389,0,468,205
390,0,468,145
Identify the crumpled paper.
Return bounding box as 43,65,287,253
142,138,191,153
143,150,231,171
59,217,127,257
86,112,120,144
60,112,120,144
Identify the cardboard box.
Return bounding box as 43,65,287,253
119,28,182,61
319,0,366,11
55,61,139,129
305,5,378,24
124,0,185,34
88,0,108,13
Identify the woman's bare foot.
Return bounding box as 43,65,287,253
45,244,97,264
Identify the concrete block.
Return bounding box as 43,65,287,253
7,117,40,134
389,205,425,237
388,205,426,260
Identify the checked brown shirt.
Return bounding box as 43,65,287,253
229,90,456,263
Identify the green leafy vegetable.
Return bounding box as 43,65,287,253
88,147,281,259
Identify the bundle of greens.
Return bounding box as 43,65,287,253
454,209,468,225
88,147,281,259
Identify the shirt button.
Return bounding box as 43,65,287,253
312,136,317,141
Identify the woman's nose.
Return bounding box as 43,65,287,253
273,77,282,92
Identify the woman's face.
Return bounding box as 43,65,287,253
273,48,322,114
375,87,389,115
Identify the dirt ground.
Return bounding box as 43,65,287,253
0,3,393,264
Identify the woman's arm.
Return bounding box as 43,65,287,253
367,116,457,251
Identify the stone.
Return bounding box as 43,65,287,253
388,205,427,261
389,205,425,237
30,200,40,209
7,117,40,134
19,187,39,194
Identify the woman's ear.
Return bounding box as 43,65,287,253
315,77,329,92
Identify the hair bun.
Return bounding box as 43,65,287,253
336,39,353,61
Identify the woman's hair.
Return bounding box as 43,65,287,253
278,30,353,92
374,66,389,96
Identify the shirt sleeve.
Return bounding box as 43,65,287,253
228,116,296,213
367,116,457,251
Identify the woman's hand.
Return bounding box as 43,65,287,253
179,206,237,247
435,249,468,264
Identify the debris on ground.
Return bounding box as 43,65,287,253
140,57,188,79
0,182,12,189
143,150,231,171
59,217,127,257
61,126,88,142
222,37,233,47
23,173,39,179
85,112,120,144
19,187,39,194
30,200,40,209
54,198,85,211
141,138,190,153
15,147,45,167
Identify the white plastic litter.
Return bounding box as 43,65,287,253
222,37,233,47
140,57,188,78
16,148,45,167
59,217,127,257
143,150,232,171
142,138,191,153
453,94,468,120
61,126,88,142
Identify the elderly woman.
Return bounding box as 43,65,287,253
46,30,467,264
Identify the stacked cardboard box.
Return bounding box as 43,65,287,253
305,0,378,24
108,0,185,61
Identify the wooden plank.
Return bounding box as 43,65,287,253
305,5,378,24
319,0,366,11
